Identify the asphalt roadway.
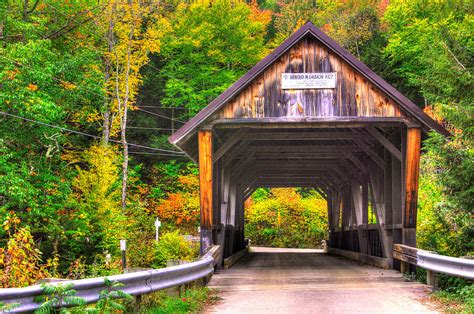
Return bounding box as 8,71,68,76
206,247,439,313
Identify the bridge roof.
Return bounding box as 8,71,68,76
169,21,448,152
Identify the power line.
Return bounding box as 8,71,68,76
128,151,186,157
0,111,184,155
135,107,185,123
138,106,187,109
128,127,176,131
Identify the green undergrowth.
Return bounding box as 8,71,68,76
412,269,473,313
139,287,219,314
431,276,474,314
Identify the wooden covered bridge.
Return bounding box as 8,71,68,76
169,22,448,269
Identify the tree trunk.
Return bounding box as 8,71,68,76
102,7,115,144
23,0,29,21
120,6,134,211
121,108,128,210
102,110,110,144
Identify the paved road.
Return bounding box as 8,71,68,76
206,247,439,313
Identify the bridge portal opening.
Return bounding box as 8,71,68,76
244,187,328,249
169,22,448,269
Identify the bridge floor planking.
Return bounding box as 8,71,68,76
206,247,439,313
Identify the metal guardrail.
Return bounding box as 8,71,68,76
0,245,221,313
393,244,474,280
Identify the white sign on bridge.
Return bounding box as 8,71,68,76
282,72,337,89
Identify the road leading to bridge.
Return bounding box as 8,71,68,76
206,247,439,313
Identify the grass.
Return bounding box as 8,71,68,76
139,286,220,314
404,269,473,313
430,283,474,314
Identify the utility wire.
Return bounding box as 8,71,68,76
138,106,187,109
128,151,186,157
128,127,177,131
135,107,185,123
0,111,185,155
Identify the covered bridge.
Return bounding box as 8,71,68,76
169,22,448,268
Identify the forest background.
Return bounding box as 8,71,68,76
0,0,472,289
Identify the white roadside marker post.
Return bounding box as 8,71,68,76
155,218,161,242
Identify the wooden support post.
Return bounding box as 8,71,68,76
400,261,409,274
199,130,213,254
327,191,333,229
384,148,394,263
362,177,368,225
351,181,367,254
342,187,351,230
368,161,391,263
426,270,438,287
403,127,421,247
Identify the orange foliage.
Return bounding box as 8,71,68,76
155,174,200,230
249,0,272,25
27,83,38,91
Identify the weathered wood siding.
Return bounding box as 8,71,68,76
220,36,404,119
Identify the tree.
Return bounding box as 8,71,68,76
101,0,168,209
158,0,270,118
384,0,473,255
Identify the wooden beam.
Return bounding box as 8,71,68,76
248,145,364,153
404,128,421,228
368,162,391,261
255,182,317,188
351,181,367,254
222,140,250,167
353,138,384,168
198,130,213,253
213,128,248,162
244,132,373,141
210,117,407,129
252,152,343,159
365,126,402,161
199,130,213,228
345,152,367,173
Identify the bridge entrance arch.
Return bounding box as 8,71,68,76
169,22,448,269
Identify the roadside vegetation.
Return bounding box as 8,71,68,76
0,0,472,312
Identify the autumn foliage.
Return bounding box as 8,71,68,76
155,174,200,232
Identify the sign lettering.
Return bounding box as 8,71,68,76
282,72,337,89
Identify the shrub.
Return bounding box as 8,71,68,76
151,231,198,268
0,216,55,287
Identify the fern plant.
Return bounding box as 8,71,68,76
0,301,20,312
35,283,86,314
85,278,133,313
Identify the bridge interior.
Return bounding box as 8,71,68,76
198,120,420,269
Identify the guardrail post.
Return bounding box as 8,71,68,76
426,270,438,287
134,294,142,313
400,261,409,274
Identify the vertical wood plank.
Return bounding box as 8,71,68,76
392,149,402,225
199,130,213,253
384,148,393,226
404,127,421,228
